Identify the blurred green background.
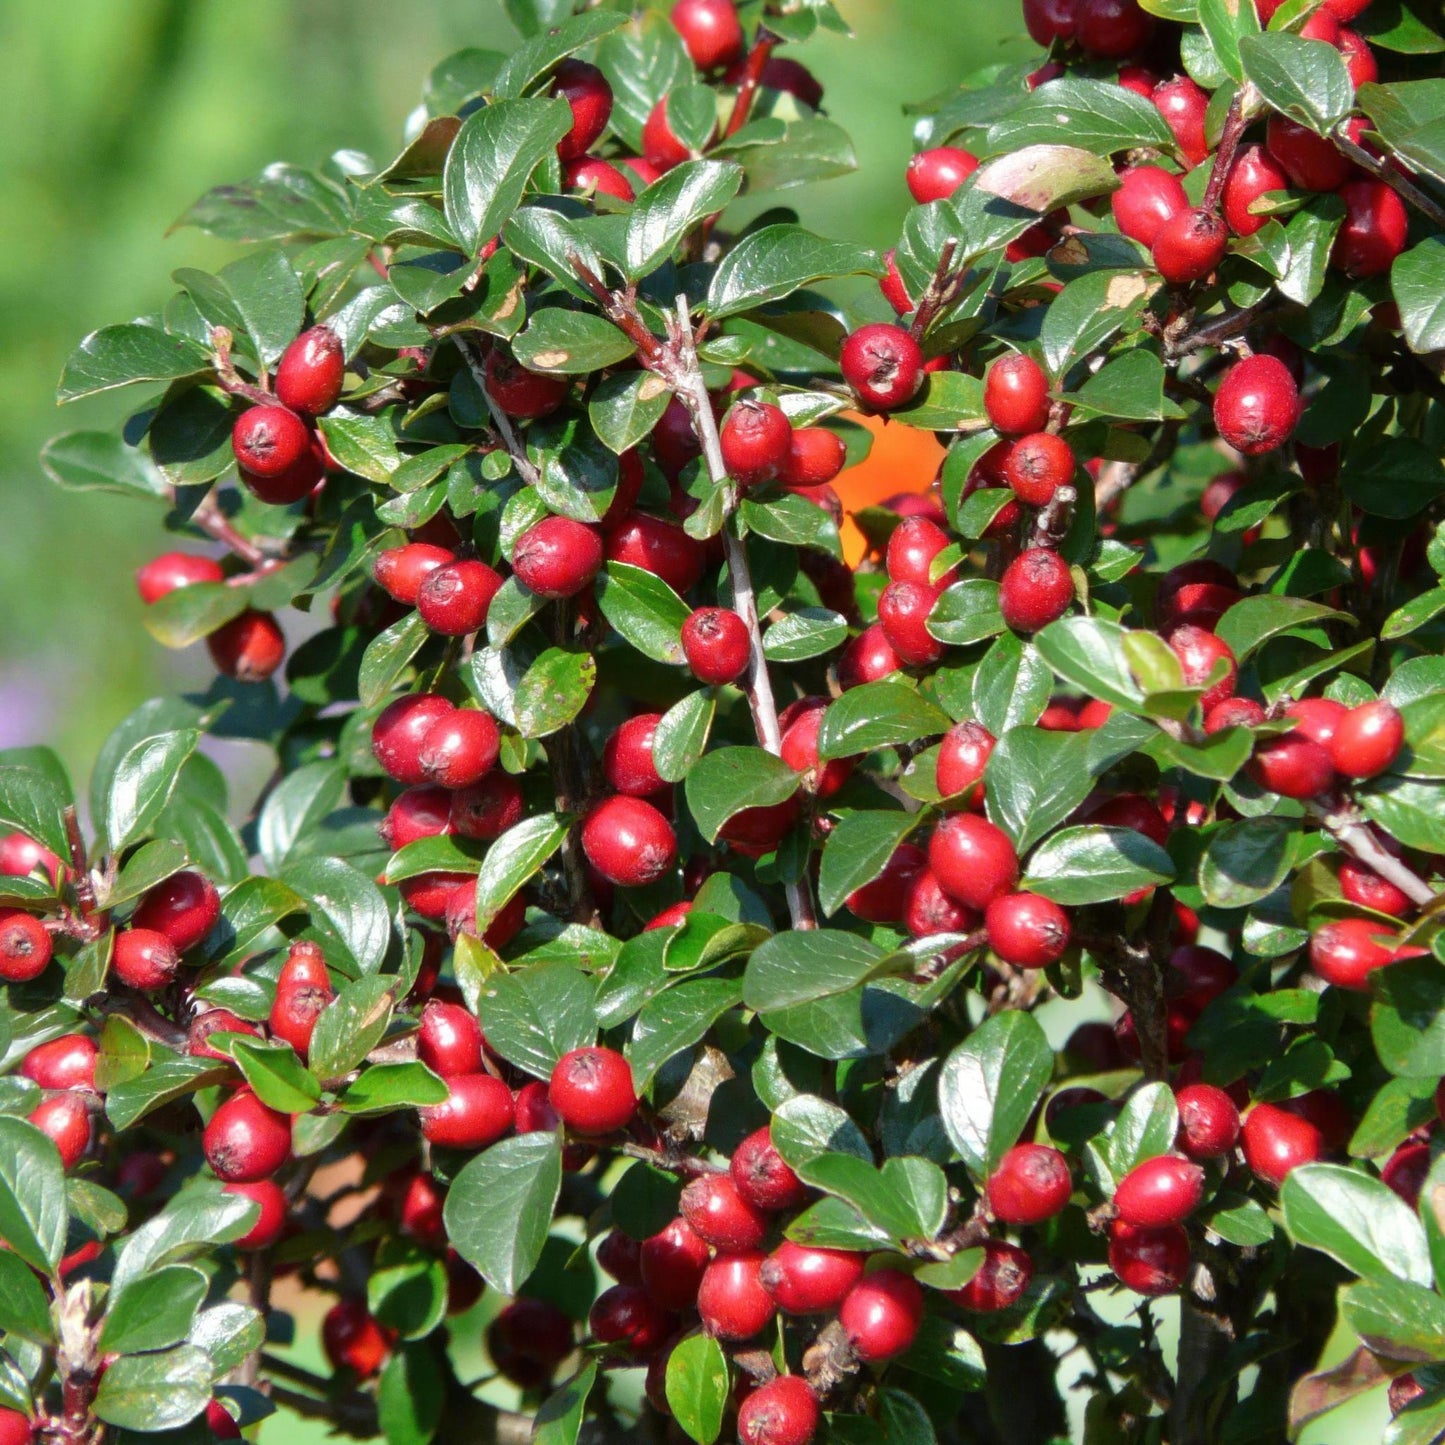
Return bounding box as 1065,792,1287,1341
0,2,1387,1440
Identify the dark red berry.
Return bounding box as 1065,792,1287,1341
275,327,345,416
906,146,979,203
1242,1102,1323,1187
489,1298,574,1387
450,772,525,841
418,709,500,790
590,1284,671,1358
877,580,944,667
132,869,220,952
1266,115,1352,192
1223,144,1290,237
760,1242,866,1315
581,796,677,887
417,558,502,635
999,548,1075,633
1152,207,1228,285
602,714,666,798
929,814,1020,912
551,59,613,160
225,1178,288,1249
232,405,310,480
1113,165,1188,248
1248,733,1335,799
550,1046,637,1135
1004,432,1074,506
1076,0,1154,52
721,401,793,487
29,1092,92,1169
985,891,1071,967
1214,355,1299,456
837,623,900,689
1176,1084,1241,1161
22,1035,97,1092
323,1299,392,1378
681,1172,769,1251
420,1072,515,1149
112,927,180,991
737,1376,820,1445
1167,624,1237,712
1108,1220,1189,1295
641,1216,711,1310
1330,700,1404,778
984,353,1051,435
136,551,223,604
374,694,455,785
597,1229,644,1286
207,610,285,682
670,0,744,69
847,843,927,924
485,350,569,418
732,1126,808,1213
0,911,52,982
840,324,925,411
1023,0,1079,44
513,517,603,599
698,1252,776,1339
682,607,751,685
838,1269,924,1362
605,511,705,594
947,1239,1033,1312
204,1089,292,1183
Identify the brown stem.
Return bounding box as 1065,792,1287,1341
240,1252,272,1388
723,27,778,139
544,604,602,930
909,241,961,340
453,336,543,488
569,256,667,365
1031,483,1076,550
1334,129,1445,231
1165,296,1278,360
209,327,274,404
61,808,101,933
616,1140,718,1177
189,494,268,568
1201,88,1255,214
1309,799,1437,907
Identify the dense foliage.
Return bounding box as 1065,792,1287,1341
8,0,1445,1439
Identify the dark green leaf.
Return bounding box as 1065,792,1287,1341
653,690,716,784
744,930,887,1012
1024,824,1174,905
473,813,568,929
817,681,952,760
0,1251,53,1344
665,1334,728,1445
59,325,210,403
1281,1163,1432,1286
626,161,744,278
40,431,166,499
100,1265,208,1356
939,1012,1054,1177
359,612,431,709
1200,819,1295,908
280,856,392,975
984,727,1095,852
444,1132,563,1293
708,225,881,320
685,747,800,843
818,811,921,917
514,308,638,373
595,563,690,665
309,977,395,1083
1240,33,1354,131
93,1346,212,1433
986,77,1177,156
480,963,598,1078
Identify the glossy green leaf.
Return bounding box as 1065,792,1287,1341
685,747,800,843
595,563,690,665
939,1011,1054,1177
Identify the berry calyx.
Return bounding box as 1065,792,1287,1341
549,1046,637,1135
275,327,345,416
840,324,926,411
1004,432,1075,506
417,558,503,635
450,772,524,840
947,1239,1033,1312
985,891,1071,967
682,607,751,685
513,517,604,599
1152,207,1229,285
231,405,311,480
581,796,677,887
1113,1154,1206,1229
999,548,1075,632
986,1143,1072,1225
838,1269,924,1362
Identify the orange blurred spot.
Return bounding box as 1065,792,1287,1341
834,413,946,565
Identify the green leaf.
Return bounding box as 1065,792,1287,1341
764,608,849,663
514,308,638,373
629,978,742,1089
665,1334,729,1445
40,430,166,499
492,9,630,98
534,1362,598,1445
280,856,391,975
984,727,1095,852
112,1182,257,1291
818,811,920,917
512,648,597,739
1240,32,1355,132
927,579,1004,646
744,930,887,1012
986,77,1177,156
595,563,690,665
58,324,209,403
229,1039,322,1113
378,1340,444,1445
1073,349,1185,422
100,1265,208,1355
319,409,404,484
92,1345,212,1433
217,246,306,367
1341,1275,1445,1362
817,681,952,760
1032,616,1145,709
370,1252,448,1342
1199,0,1262,80
1282,1163,1432,1287
141,581,247,650
105,729,202,853
473,813,568,929
740,493,843,558
714,115,859,191
1023,825,1174,905
685,747,800,843
359,611,431,709
626,161,744,279
1372,956,1445,1079
1200,819,1295,908
0,1118,66,1275
800,1155,949,1243
653,689,716,784
939,1012,1054,1177
444,96,574,258
1393,236,1445,355
1358,79,1445,186
588,370,672,454
309,976,395,1083
0,766,72,860
341,1061,449,1114
106,1057,230,1131
771,1094,874,1170
480,963,598,1078
894,371,988,432
1040,270,1155,381
444,1131,563,1292
708,225,881,320
0,1251,53,1344
1343,437,1445,520
973,635,1054,735
527,413,622,525
257,761,347,873
1106,1082,1180,1183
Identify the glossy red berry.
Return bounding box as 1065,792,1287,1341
225,1178,289,1249
513,517,603,599
381,786,452,850
1248,733,1335,799
984,354,1051,435
780,702,853,799
269,941,333,1059
1223,144,1291,238
985,891,1071,968
602,714,666,798
695,1251,773,1340
1108,1220,1189,1295
1330,700,1404,778
22,1035,97,1092
1152,76,1209,168
760,1242,866,1315
1266,114,1352,192
1242,1102,1324,1187
778,427,847,487
840,324,925,411
670,0,744,69
847,843,926,925
987,1144,1072,1225
1214,355,1299,456
417,1000,484,1078
905,868,978,938
929,813,1020,911
999,548,1075,632
643,96,698,170
564,157,635,201
720,401,793,487
485,350,568,419
1204,698,1266,734
417,558,502,635
207,610,285,682
877,581,944,667
838,1269,924,1362
420,1072,515,1149
416,709,499,790
947,1239,1033,1312
450,772,524,841
837,623,900,689
1113,165,1188,248
132,869,220,952
1076,0,1154,54
879,248,913,315
112,927,180,991
737,1376,819,1445
605,511,705,594
936,720,995,805
204,1399,241,1440
323,1299,392,1379
275,327,344,416
1309,916,1396,991
1340,854,1412,917
682,1171,769,1250
189,1008,261,1063
0,1411,31,1445
1335,179,1409,278
641,1215,711,1310
0,911,51,982
136,551,224,604
489,1298,575,1387
232,405,310,480
1023,0,1079,44
886,516,953,588
1176,1084,1242,1161
1287,697,1348,749
597,1229,643,1286
906,146,979,203
550,1046,637,1135
731,1127,807,1214
373,694,455,786
551,59,613,160
1167,624,1238,712
29,1092,92,1169
1153,207,1229,285
581,796,677,887
204,1089,292,1183
1004,432,1074,506
1337,25,1378,85
1113,1155,1205,1229
682,608,751,685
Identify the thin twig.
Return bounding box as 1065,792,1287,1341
1334,129,1445,231
189,493,268,567
723,27,778,139
209,327,274,405
1165,297,1278,360
1309,799,1437,908
1031,483,1076,549
909,241,962,340
453,335,543,488
1201,87,1256,214
60,808,100,931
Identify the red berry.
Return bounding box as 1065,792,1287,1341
670,0,744,69
1152,207,1229,285
738,1376,820,1445
682,1172,769,1251
1337,26,1378,86
323,1299,392,1378
1383,1140,1431,1209
1241,1102,1323,1186
550,1046,637,1135
1176,1084,1241,1161
780,702,853,799
581,796,677,887
1076,0,1154,54
373,694,455,786
514,517,603,599
1340,852,1412,917
1166,624,1238,712
485,350,569,419
984,354,1051,435
381,786,453,850
698,1251,775,1340
203,1089,292,1183
731,1127,807,1214
1087,793,1170,849
564,157,636,202
489,1298,575,1387
1113,165,1188,248
929,814,1020,912
987,1143,1072,1225
1322,0,1372,17
985,891,1071,967
721,401,793,487
779,427,847,487
132,869,220,953
0,834,61,884
886,516,954,588
838,623,901,689
417,709,500,790
760,1242,866,1315
551,59,613,160
1108,1220,1189,1295
879,248,914,315
1214,355,1299,456
878,581,944,667
225,1178,289,1249
205,1399,241,1440
840,324,925,411
602,714,666,798
598,1229,644,1285
275,326,344,416
906,146,979,203
420,1072,515,1149
1334,179,1409,278
269,941,333,1059
947,1239,1033,1312
838,1269,924,1362
1023,0,1079,44
1288,695,1350,748
605,511,705,594
1167,945,1237,1010
1224,144,1291,238
682,608,751,685
207,610,285,682
1266,115,1352,192
848,843,927,924
1330,700,1404,778
643,96,697,170
1205,698,1266,733
1004,432,1074,506
1152,76,1209,168
232,405,310,480
905,868,979,938
417,558,502,635
590,1283,672,1358
1309,916,1396,990
189,1008,261,1063
22,1035,97,1092
641,1215,711,1310
136,551,224,604
29,1091,92,1169
999,548,1075,632
1248,733,1335,799
450,772,525,840
1113,1154,1205,1229
0,911,51,982
418,1000,484,1077
937,721,994,805
0,1412,30,1445
112,927,180,991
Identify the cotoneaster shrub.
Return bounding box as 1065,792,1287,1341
4,0,1445,1440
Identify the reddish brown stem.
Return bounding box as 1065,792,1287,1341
209,326,274,405
723,29,778,140
190,494,268,567
1201,89,1253,214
